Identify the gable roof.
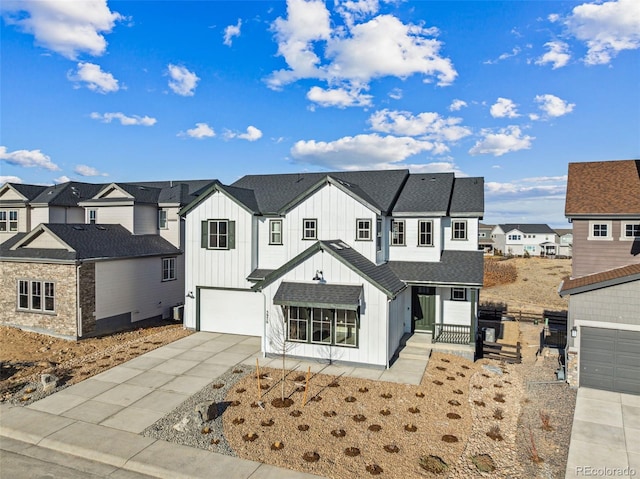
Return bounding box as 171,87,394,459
392,173,454,215
450,177,485,216
388,250,484,286
499,224,556,235
31,182,104,206
252,239,406,298
4,183,48,201
1,223,180,262
230,170,409,215
565,159,640,217
559,263,640,296
273,282,363,310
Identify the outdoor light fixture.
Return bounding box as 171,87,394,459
312,270,324,281
186,291,195,299
571,326,577,338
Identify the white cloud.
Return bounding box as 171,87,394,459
368,109,471,143
1,0,122,59
54,175,71,184
1,175,22,184
223,18,242,46
469,126,534,156
565,0,640,65
68,62,119,93
74,164,108,177
307,86,372,108
534,94,575,118
536,41,571,69
90,112,156,126
484,47,521,64
291,133,436,170
267,1,457,96
179,123,215,139
449,99,467,111
167,64,199,96
406,161,465,175
0,146,60,171
490,98,520,118
225,126,263,142
388,88,402,100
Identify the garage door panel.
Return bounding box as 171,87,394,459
580,327,640,395
199,288,264,336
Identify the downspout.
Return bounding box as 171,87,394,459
76,261,83,339
261,290,267,358
386,298,391,369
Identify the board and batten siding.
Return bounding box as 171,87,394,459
571,220,640,277
387,217,442,262
134,204,158,235
183,191,255,329
260,250,391,367
94,255,183,324
257,184,378,270
442,217,479,251
388,288,409,358
441,287,473,327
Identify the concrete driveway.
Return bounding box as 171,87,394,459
566,387,640,478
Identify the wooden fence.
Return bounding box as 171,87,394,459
479,340,522,364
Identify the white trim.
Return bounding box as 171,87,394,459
587,220,613,241
620,221,640,241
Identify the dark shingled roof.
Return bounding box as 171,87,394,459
231,170,409,214
247,268,276,281
273,282,363,310
7,183,48,201
392,173,454,215
30,182,104,206
559,263,640,296
1,224,181,261
388,250,484,285
565,160,640,216
450,177,484,215
499,224,556,235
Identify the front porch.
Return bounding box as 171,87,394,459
395,331,475,362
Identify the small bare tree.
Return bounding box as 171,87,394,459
267,307,296,402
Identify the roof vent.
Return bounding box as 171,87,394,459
330,242,343,250
73,226,84,230
96,226,107,230
339,241,351,249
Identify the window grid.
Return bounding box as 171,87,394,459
303,219,317,240
158,210,168,229
452,288,466,301
162,257,176,281
624,223,640,238
208,220,228,249
0,210,18,232
311,308,332,344
88,209,97,224
270,219,283,245
452,221,467,240
593,224,608,237
418,220,433,246
356,219,372,241
287,306,308,342
376,217,382,252
391,220,405,246
17,280,55,313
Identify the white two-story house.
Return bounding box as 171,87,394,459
181,170,485,368
491,224,558,257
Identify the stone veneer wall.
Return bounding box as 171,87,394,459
566,349,578,387
79,262,96,336
0,261,78,338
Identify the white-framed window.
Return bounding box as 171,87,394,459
158,210,168,229
418,220,433,247
451,288,466,301
0,210,18,232
17,280,55,313
452,220,467,240
376,217,382,252
88,209,97,224
508,234,522,241
335,310,357,347
356,219,372,241
269,219,283,245
622,222,640,240
162,257,176,281
589,221,612,240
302,219,317,240
524,245,536,252
208,220,228,249
288,306,308,342
391,220,405,246
311,307,332,344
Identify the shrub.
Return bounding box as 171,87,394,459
484,259,517,287
419,455,448,474
471,454,496,472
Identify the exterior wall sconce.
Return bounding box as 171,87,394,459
186,291,195,299
571,326,577,338
312,270,324,281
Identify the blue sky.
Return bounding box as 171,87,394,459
1,0,638,227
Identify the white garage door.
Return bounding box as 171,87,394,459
199,288,264,336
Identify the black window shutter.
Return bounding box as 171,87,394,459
228,220,236,249
201,221,208,248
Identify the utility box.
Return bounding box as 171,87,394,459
483,327,496,343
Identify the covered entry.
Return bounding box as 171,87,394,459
198,288,264,336
412,286,435,333
580,327,640,394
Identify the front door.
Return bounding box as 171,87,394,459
412,286,436,332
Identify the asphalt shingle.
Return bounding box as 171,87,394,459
273,282,363,309
388,250,484,285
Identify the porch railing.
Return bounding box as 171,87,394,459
432,323,472,345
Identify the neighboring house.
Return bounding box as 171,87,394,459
0,179,216,338
180,170,485,368
491,224,558,256
478,223,494,254
559,159,640,394
554,228,573,258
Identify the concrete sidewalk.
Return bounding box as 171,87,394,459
565,387,640,478
0,331,429,478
